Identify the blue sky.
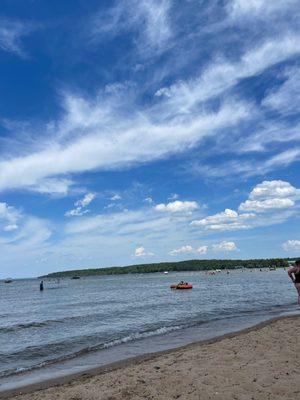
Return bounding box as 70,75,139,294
0,0,300,278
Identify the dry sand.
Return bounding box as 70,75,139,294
3,315,300,400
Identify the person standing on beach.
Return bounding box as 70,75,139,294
287,260,300,305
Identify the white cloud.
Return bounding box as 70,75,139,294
169,244,208,255
144,197,154,204
191,180,300,232
31,178,73,195
262,67,300,116
155,34,300,112
191,208,255,231
282,240,300,252
212,241,238,252
3,224,18,232
190,148,300,180
76,193,95,207
66,193,95,217
155,200,198,213
0,202,21,231
239,198,294,212
249,180,299,200
91,0,172,56
110,194,122,201
239,180,300,212
228,0,298,19
170,245,193,255
196,245,208,254
0,18,33,56
168,193,178,200
1,33,299,196
134,246,154,257
0,95,248,193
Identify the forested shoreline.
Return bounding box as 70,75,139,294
42,257,295,278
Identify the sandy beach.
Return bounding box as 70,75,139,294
2,315,299,400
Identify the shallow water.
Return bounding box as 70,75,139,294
0,269,298,385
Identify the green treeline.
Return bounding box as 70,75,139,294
42,258,292,278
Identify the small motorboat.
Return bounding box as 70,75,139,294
71,276,81,280
170,282,193,290
4,278,13,283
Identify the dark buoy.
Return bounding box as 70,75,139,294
40,280,44,291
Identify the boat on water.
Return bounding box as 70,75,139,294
164,271,169,274
4,278,13,283
170,282,193,290
71,276,81,280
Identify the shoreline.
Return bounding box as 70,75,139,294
2,313,299,399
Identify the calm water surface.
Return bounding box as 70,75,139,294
0,269,298,381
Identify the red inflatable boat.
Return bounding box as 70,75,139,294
170,283,193,289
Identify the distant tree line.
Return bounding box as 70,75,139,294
41,257,293,278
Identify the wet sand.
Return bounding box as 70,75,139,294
3,315,300,400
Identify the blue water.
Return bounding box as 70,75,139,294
0,269,298,383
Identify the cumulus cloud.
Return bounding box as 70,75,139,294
249,180,299,200
133,246,154,257
239,180,300,212
282,240,300,252
66,193,95,217
155,200,198,213
191,180,299,232
212,241,238,252
239,198,294,213
170,245,193,255
191,208,255,231
170,244,208,255
196,245,208,254
3,224,18,232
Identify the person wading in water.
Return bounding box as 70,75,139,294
288,260,300,305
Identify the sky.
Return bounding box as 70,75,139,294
0,0,300,278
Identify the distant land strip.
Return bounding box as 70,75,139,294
41,258,297,278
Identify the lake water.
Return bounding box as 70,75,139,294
0,269,299,391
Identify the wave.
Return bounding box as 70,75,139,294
0,298,185,334
0,324,185,378
0,320,63,333
0,301,297,379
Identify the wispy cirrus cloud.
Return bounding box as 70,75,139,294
90,0,172,57
0,94,248,193
0,202,21,232
0,18,34,56
228,0,299,20
1,26,300,194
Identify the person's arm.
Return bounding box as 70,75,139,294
287,267,297,282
